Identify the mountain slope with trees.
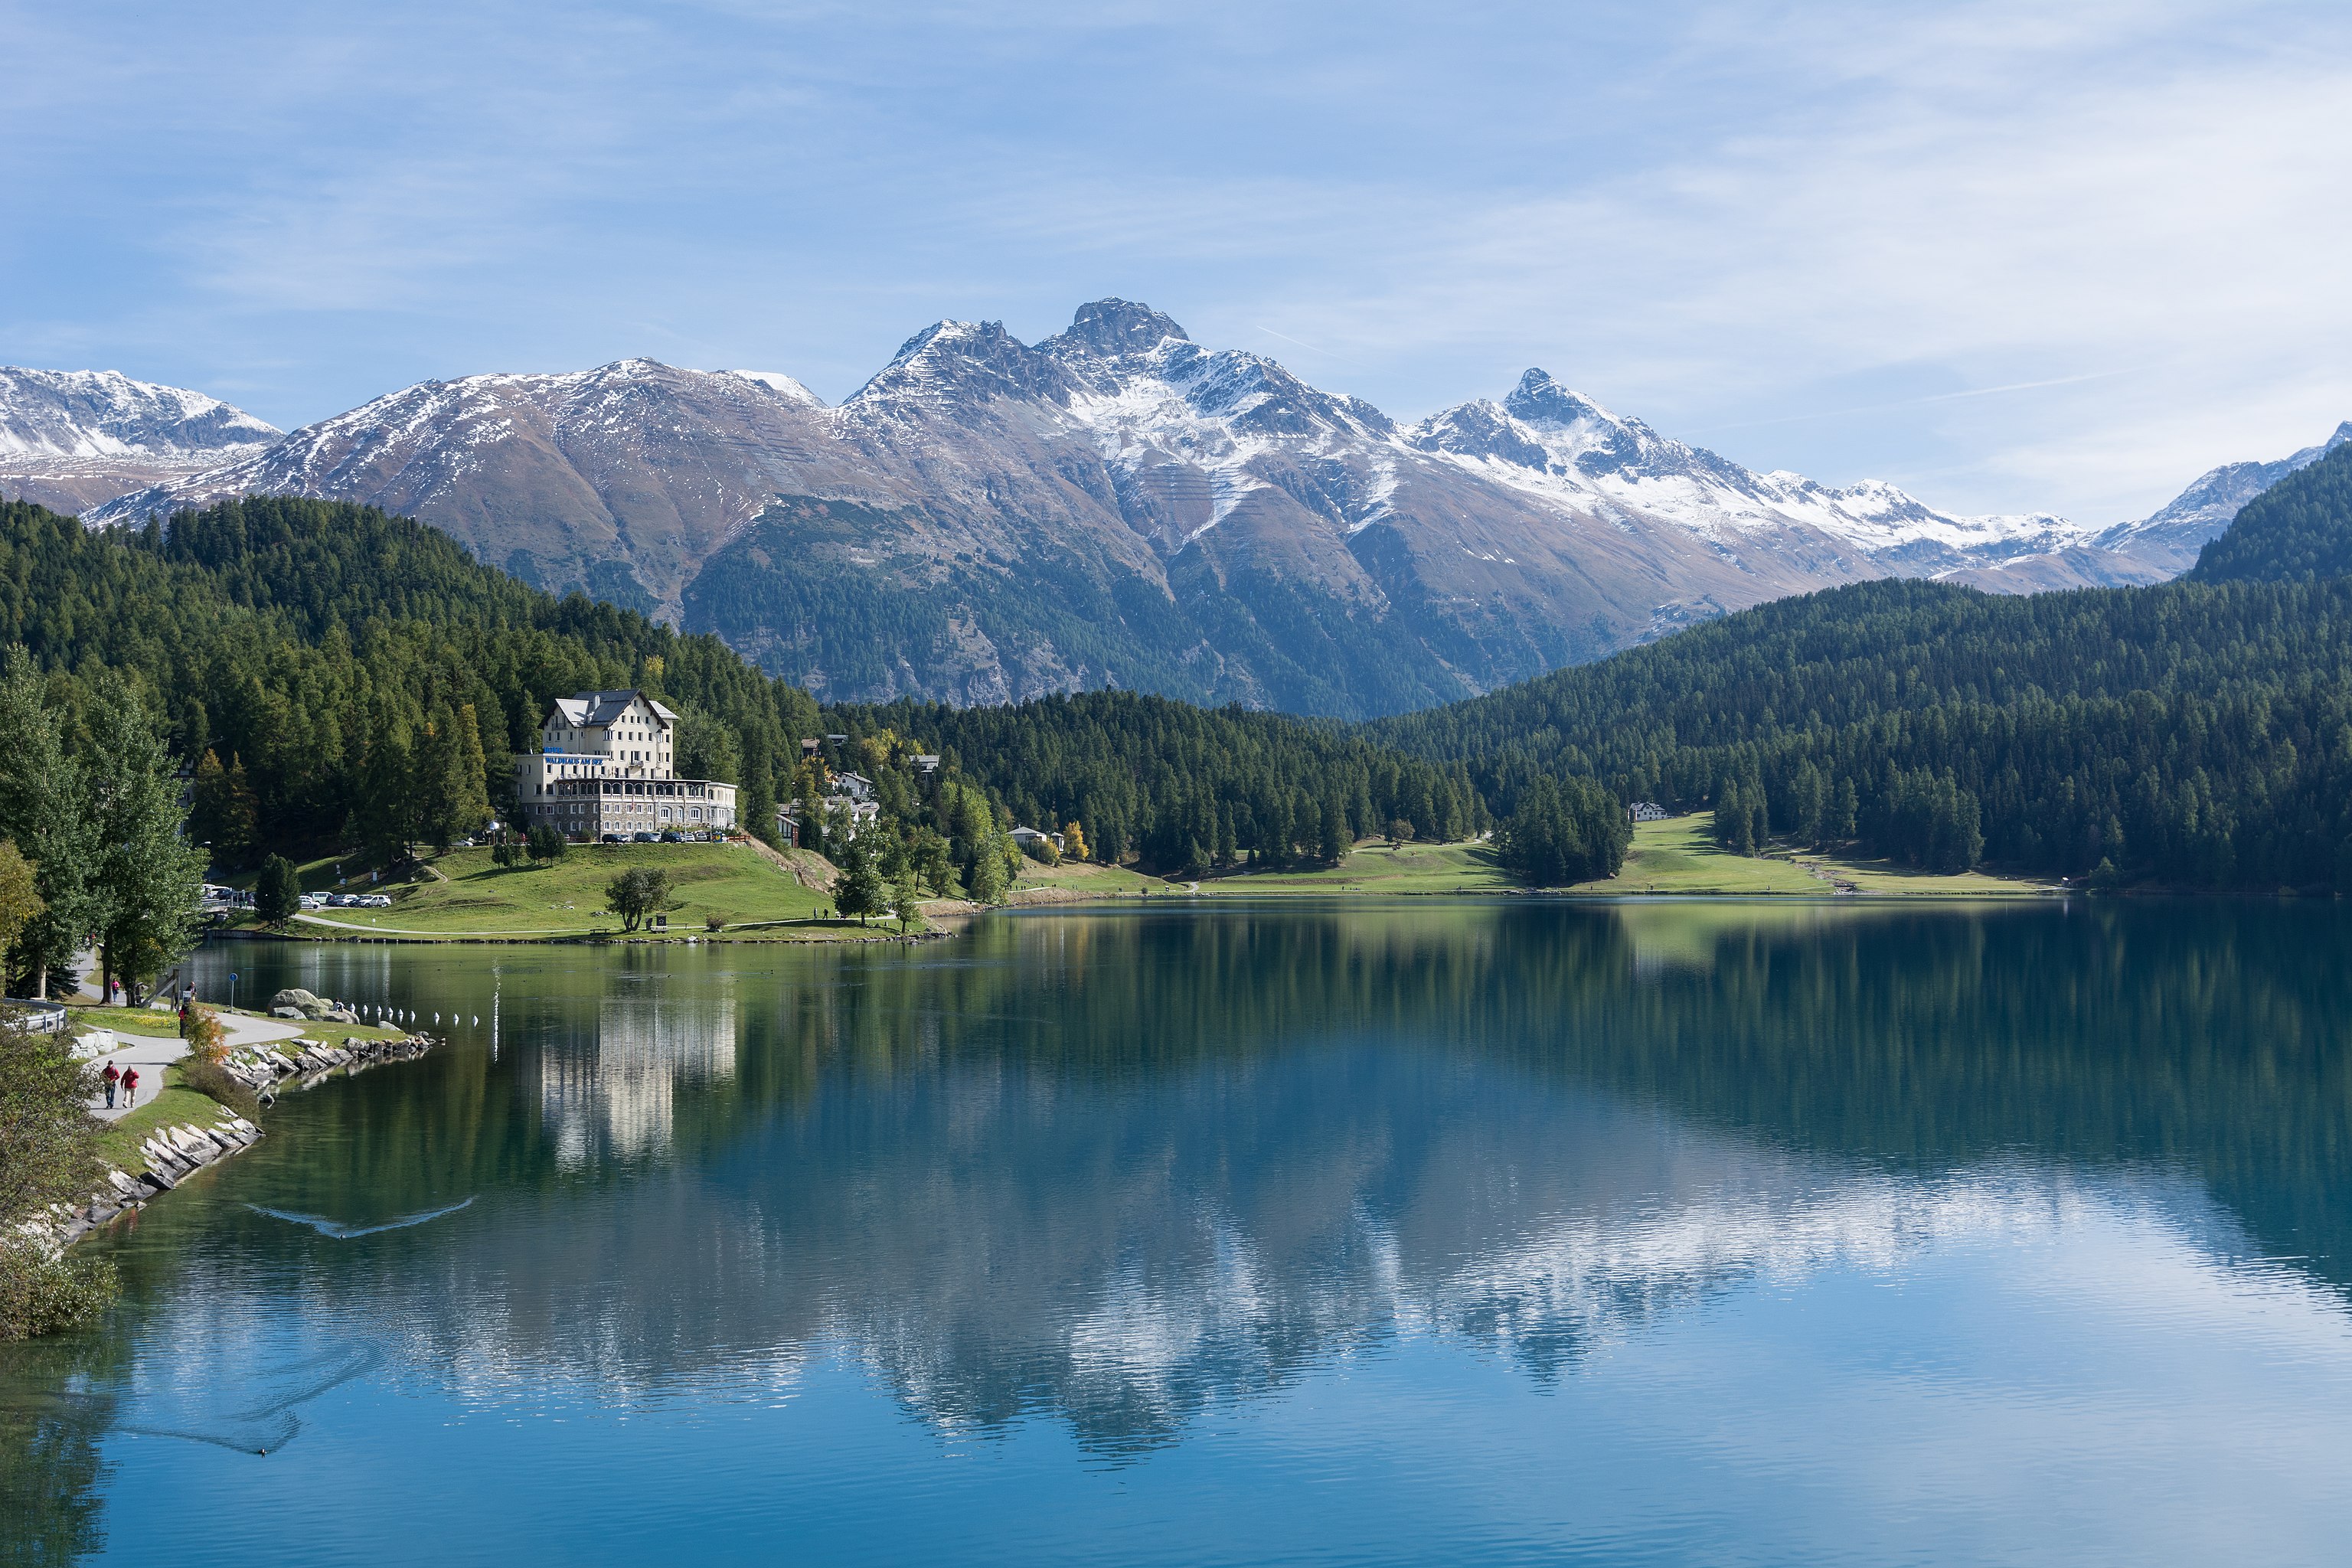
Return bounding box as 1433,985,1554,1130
1374,443,2352,888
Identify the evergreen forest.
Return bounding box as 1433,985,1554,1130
1374,443,2352,888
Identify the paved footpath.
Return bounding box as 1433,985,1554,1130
86,1008,310,1122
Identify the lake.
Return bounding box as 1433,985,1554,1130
8,899,2352,1565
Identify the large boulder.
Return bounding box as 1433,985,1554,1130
270,988,321,1012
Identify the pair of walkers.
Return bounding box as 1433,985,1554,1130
100,1060,139,1109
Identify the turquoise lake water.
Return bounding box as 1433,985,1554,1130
6,899,2352,1565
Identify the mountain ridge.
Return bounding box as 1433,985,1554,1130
50,302,2344,716
0,367,279,514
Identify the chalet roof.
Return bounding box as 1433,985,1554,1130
547,690,678,728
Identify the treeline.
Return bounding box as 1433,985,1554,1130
835,690,1492,875
0,496,818,862
1373,444,2352,888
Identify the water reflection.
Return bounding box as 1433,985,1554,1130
8,900,2352,1558
540,993,739,1168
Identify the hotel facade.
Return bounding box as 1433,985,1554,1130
512,689,740,839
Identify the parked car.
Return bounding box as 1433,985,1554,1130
328,893,358,906
299,893,326,910
600,833,624,844
364,893,394,908
658,830,681,843
632,831,658,843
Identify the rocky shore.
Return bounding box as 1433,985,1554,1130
33,1031,442,1250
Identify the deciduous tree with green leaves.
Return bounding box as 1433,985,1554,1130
603,867,675,932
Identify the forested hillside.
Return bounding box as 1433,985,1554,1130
0,499,1534,892
841,691,1490,874
1374,445,2352,888
0,497,815,859
2190,442,2352,584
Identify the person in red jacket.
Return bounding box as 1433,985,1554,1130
101,1060,119,1108
120,1066,139,1109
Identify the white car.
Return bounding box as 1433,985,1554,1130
299,893,326,910
364,893,394,908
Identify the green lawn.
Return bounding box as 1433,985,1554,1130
64,1004,183,1037
1586,816,1828,895
93,1064,230,1174
285,841,874,939
1592,814,2053,896
1000,859,1167,900
1189,839,1516,896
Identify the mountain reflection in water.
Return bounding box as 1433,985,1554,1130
8,899,2352,1563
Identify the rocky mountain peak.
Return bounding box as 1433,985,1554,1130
1502,368,1619,433
850,319,1073,410
1050,299,1192,360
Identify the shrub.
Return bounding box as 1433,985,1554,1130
0,1244,118,1343
179,1057,258,1120
181,1006,226,1065
0,1022,116,1339
704,912,726,932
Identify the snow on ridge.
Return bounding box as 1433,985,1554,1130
1405,378,2095,562
728,370,823,407
0,366,280,459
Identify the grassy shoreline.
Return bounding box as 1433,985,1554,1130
204,815,2057,951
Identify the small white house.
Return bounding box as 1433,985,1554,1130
830,771,877,801
1010,825,1064,851
1628,801,1669,822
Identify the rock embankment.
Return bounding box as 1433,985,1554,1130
28,1114,264,1247
220,1031,436,1097
38,1032,440,1250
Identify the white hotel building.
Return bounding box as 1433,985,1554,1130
513,689,740,840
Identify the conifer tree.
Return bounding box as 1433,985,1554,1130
82,678,205,1003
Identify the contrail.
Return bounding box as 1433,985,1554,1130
1690,369,2132,436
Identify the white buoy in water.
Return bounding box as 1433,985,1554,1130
471,1016,478,1026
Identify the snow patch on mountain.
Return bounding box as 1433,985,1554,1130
0,368,279,459
1406,370,2085,568
727,370,824,407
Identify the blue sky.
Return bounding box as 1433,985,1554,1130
5,0,2350,522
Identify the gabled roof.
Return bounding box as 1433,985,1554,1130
545,690,677,728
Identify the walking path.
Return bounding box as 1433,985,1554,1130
87,1008,309,1122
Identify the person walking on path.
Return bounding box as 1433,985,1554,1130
102,1060,119,1108
120,1066,139,1109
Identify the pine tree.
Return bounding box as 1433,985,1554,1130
834,834,887,925
453,703,493,839
1713,778,1743,851
256,854,302,923
83,678,206,1003
741,728,779,846
356,724,415,867
1318,790,1349,863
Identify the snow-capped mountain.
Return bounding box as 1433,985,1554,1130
68,301,2321,716
1404,368,2103,578
2088,420,2352,576
91,359,850,616
0,368,279,514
